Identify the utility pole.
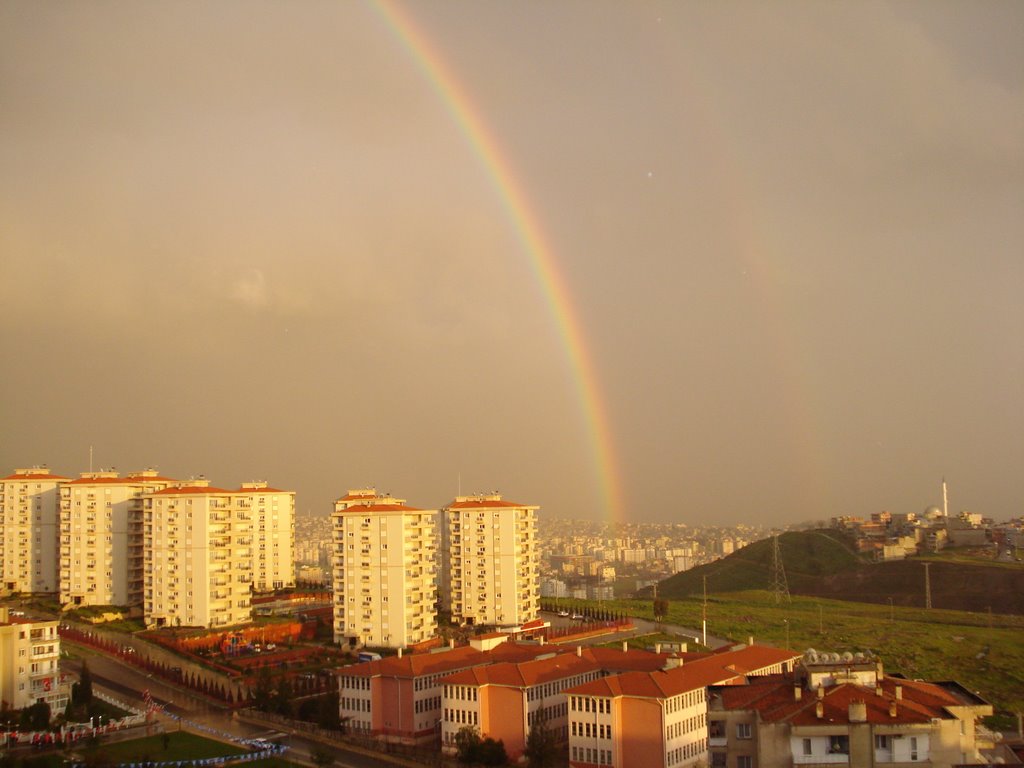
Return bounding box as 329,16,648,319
924,563,932,609
702,575,708,647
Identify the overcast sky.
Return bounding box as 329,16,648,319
2,1,1021,526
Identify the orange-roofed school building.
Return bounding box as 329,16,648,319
440,649,604,761
338,636,567,744
565,645,801,768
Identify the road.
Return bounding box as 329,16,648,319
540,611,732,649
63,646,405,768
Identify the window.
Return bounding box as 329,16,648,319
828,735,849,755
736,722,752,739
737,757,752,768
803,738,813,755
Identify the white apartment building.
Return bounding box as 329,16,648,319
332,489,437,649
143,478,295,629
60,469,176,608
0,467,67,594
441,494,539,627
0,607,69,712
244,481,296,592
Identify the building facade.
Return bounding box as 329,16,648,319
60,469,175,608
441,494,539,628
0,607,69,712
144,478,295,628
708,650,993,768
0,467,67,594
332,489,437,649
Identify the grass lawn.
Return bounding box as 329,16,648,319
56,731,299,768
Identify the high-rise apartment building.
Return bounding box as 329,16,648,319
143,478,295,629
332,489,436,649
0,467,68,594
60,469,176,608
441,494,539,627
245,481,296,592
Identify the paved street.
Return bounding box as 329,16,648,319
64,646,409,768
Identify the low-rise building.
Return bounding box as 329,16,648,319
0,607,69,713
708,650,992,768
565,645,801,768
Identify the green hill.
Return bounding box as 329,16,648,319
656,529,865,598
656,530,1024,615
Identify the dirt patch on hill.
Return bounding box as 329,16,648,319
795,560,1024,615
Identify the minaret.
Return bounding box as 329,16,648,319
942,477,948,517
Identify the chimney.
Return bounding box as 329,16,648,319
848,700,867,723
397,648,403,658
577,646,582,657
539,636,545,646
748,636,754,646
875,685,883,697
449,639,455,649
622,641,628,652
655,643,661,654
895,685,902,700
889,701,898,718
681,642,688,653
816,701,824,719
662,657,682,671
794,686,802,701
817,686,825,699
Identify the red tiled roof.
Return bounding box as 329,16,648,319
717,675,964,725
441,653,600,688
67,475,177,485
148,485,234,495
344,646,484,678
446,499,535,509
2,472,68,481
337,502,424,512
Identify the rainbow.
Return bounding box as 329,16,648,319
370,0,625,522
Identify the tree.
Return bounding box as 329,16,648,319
476,737,508,766
75,661,94,706
653,598,670,623
523,710,557,767
455,727,507,766
454,726,482,764
20,700,50,730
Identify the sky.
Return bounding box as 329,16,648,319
2,1,1022,527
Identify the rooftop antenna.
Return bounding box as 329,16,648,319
771,534,791,603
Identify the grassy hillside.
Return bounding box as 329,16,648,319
656,530,865,598
655,530,1024,615
581,591,1024,718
